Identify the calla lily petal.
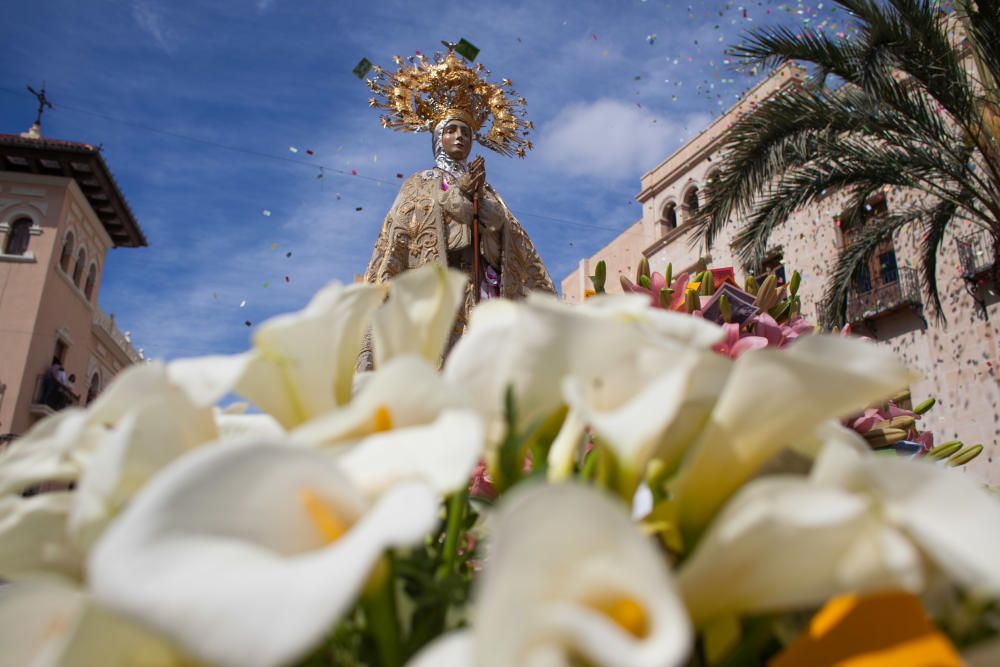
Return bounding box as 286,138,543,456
446,293,722,450
0,580,187,667
671,334,913,541
212,281,388,429
562,347,730,482
166,352,256,408
66,365,219,553
291,356,469,447
405,630,474,667
0,410,89,496
336,409,484,497
214,409,285,441
812,444,1000,597
0,492,82,581
677,478,920,626
89,440,437,667
546,407,588,480
473,483,692,667
372,263,468,367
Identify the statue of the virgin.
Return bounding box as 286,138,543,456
359,50,555,369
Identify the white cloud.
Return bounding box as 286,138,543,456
131,0,176,52
535,98,710,182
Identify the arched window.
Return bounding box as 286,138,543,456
84,264,98,299
60,232,75,272
86,372,100,406
660,202,678,234
73,249,86,286
683,186,700,218
4,218,31,256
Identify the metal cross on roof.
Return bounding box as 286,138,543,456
26,82,54,127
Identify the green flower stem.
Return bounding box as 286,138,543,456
437,489,468,580
362,555,403,667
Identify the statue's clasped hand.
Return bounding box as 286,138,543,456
459,156,486,199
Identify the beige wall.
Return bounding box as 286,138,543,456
561,65,1000,486
0,172,138,436
561,220,645,303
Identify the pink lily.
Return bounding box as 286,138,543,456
851,408,884,432
620,271,690,311
712,322,769,359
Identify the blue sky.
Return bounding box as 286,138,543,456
0,0,849,361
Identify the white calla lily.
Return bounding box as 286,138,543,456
290,356,483,497
371,263,468,367
241,280,387,426
67,372,218,551
0,363,219,578
0,410,91,496
89,439,438,667
405,631,474,667
169,280,387,428
678,440,1000,626
811,440,1000,598
669,334,914,541
0,580,188,667
0,492,82,580
445,293,723,449
336,410,483,498
213,406,285,441
291,355,469,446
450,483,692,667
560,344,730,484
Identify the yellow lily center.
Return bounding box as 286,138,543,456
373,405,393,432
299,489,349,544
587,596,650,639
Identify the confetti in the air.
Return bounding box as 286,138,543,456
352,57,373,79
261,210,271,217
239,300,247,308
453,38,480,62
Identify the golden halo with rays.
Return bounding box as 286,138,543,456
367,50,533,158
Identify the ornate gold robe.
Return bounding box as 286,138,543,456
360,167,555,367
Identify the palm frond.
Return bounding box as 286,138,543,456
919,197,958,321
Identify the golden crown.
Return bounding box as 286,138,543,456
367,50,533,158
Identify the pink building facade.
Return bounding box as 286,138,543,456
0,131,146,438
562,65,1000,486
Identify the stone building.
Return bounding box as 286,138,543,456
0,125,146,438
561,64,1000,486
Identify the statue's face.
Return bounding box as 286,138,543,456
440,120,472,162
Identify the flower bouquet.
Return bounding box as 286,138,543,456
1,264,998,667
602,258,984,469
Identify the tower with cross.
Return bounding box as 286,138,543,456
21,82,54,139
0,88,147,438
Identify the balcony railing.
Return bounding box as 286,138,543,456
29,373,80,417
956,230,995,279
847,266,922,324
92,308,143,364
